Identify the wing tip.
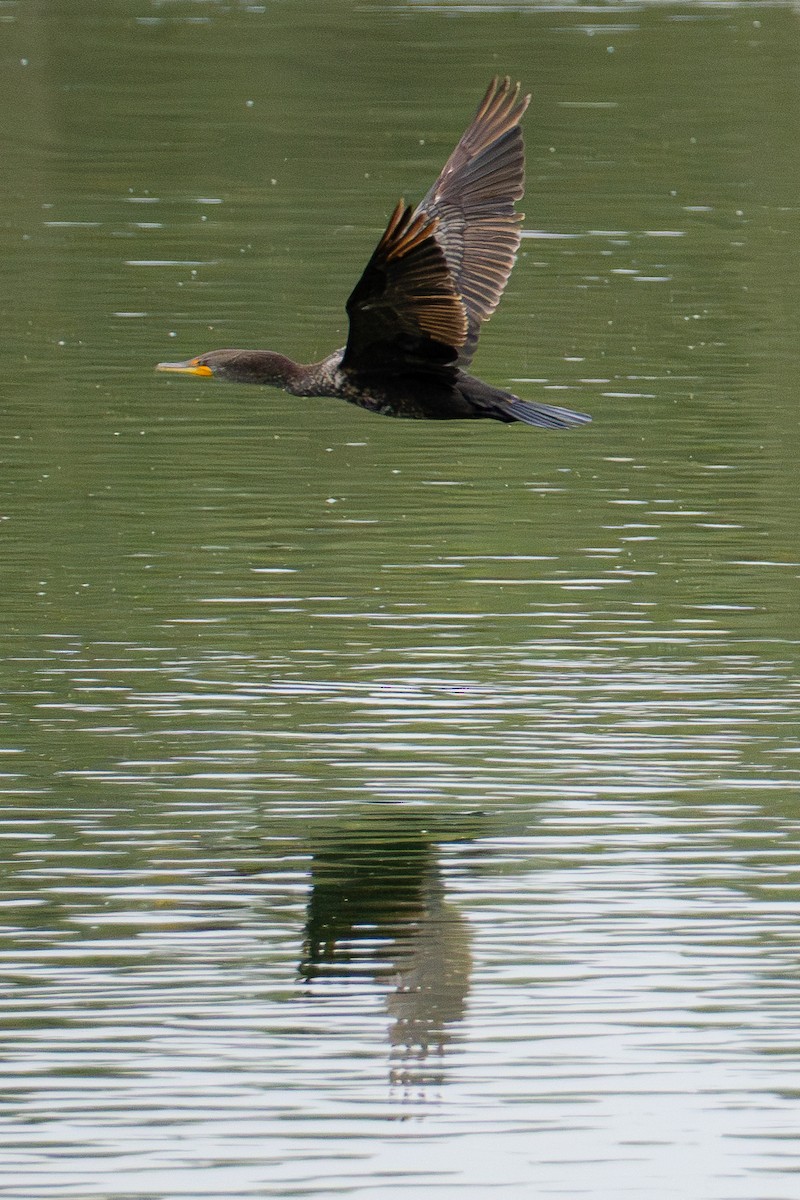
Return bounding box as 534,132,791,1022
480,76,531,128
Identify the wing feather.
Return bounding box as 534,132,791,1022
343,78,529,373
416,77,530,365
343,200,467,371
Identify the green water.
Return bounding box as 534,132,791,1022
2,2,800,1197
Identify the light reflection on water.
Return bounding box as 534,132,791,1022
3,763,800,1197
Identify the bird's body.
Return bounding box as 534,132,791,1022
157,78,590,431
196,344,586,428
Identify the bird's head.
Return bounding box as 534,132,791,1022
156,348,301,387
156,349,244,381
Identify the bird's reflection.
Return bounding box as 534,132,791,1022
298,813,478,1088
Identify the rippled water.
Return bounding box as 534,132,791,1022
2,1,800,1197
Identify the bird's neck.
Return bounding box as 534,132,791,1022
251,351,345,398
247,351,307,391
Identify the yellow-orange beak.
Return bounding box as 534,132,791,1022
155,357,214,377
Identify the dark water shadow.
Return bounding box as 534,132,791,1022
232,809,486,1089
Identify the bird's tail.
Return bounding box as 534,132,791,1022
501,394,592,429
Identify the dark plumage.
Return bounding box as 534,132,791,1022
157,78,591,430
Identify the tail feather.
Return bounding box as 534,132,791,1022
456,372,592,428
502,395,592,429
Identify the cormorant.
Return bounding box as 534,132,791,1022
157,78,590,430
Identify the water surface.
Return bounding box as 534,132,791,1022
2,2,800,1197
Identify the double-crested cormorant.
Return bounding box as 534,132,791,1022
156,78,590,430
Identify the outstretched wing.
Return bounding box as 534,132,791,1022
343,200,468,372
416,76,530,366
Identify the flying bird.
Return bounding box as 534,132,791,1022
157,78,590,430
